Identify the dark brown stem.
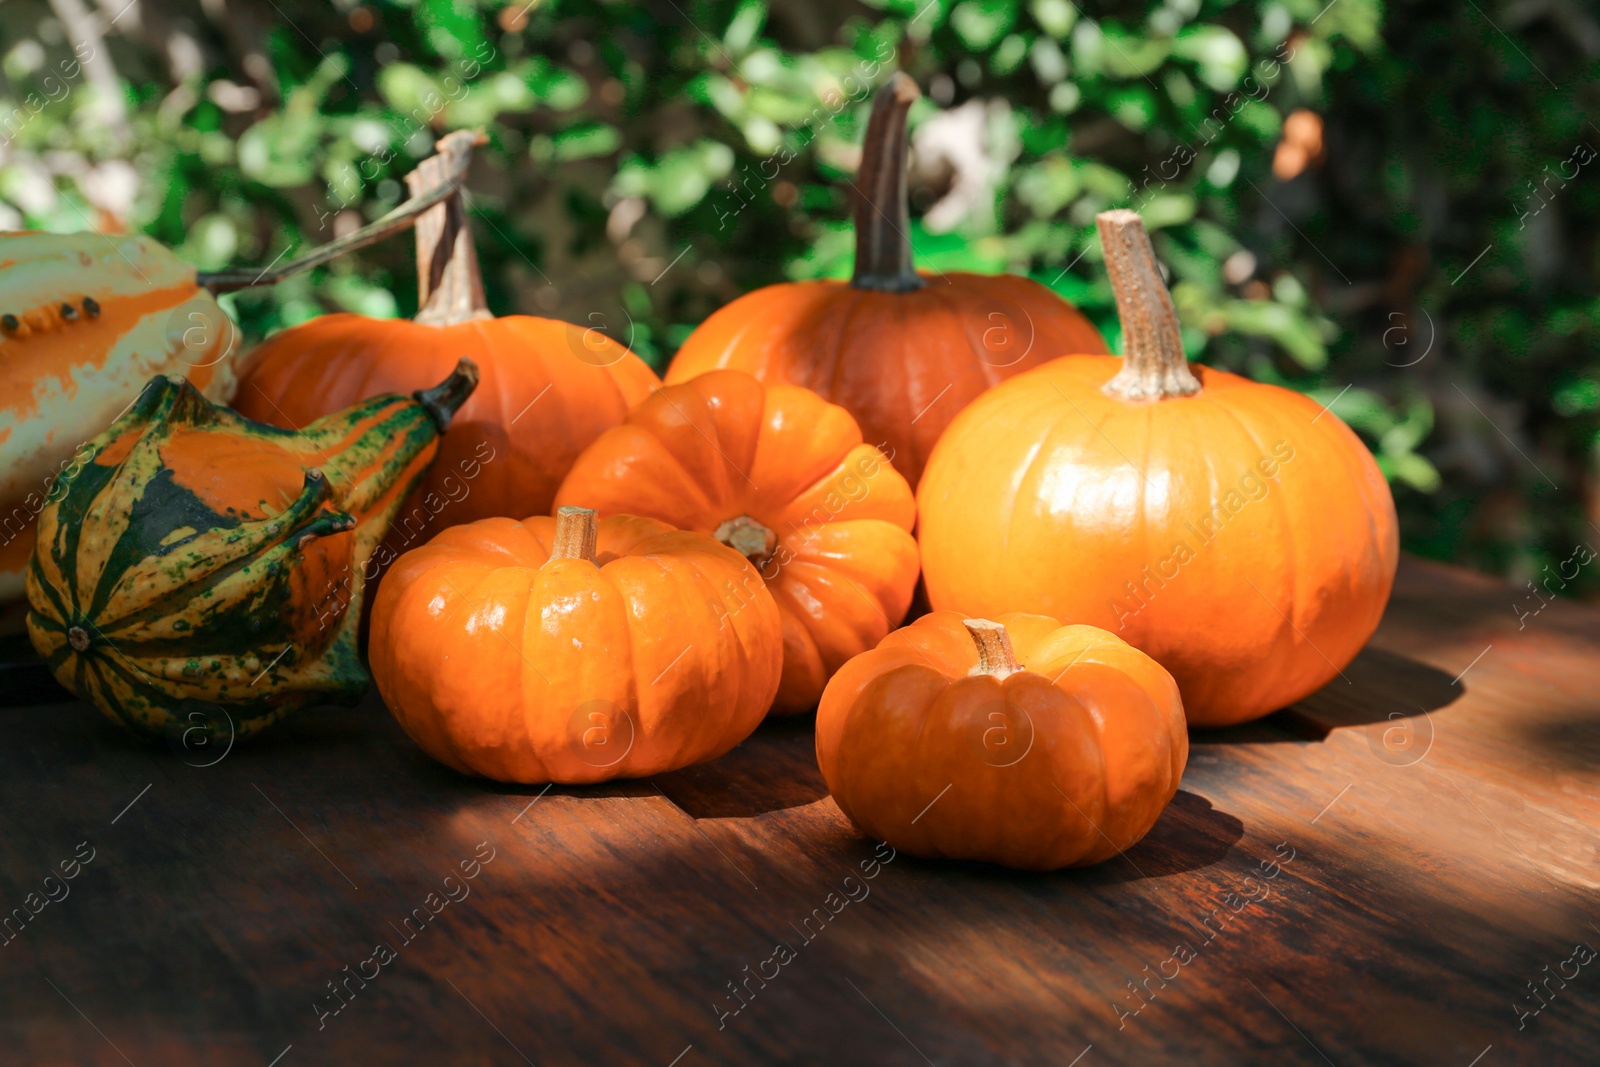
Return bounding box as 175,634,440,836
407,129,492,325
964,619,1023,678
550,506,599,564
197,131,484,294
1097,209,1202,402
412,358,481,432
851,73,924,293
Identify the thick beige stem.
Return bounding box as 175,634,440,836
1097,209,1201,402
965,619,1023,678
407,130,493,326
550,506,599,564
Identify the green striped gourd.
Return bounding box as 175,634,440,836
24,359,479,740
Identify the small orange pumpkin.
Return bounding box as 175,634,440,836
234,132,659,556
554,369,919,714
917,210,1399,727
369,506,783,784
665,74,1107,486
816,611,1187,870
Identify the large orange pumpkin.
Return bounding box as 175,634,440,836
554,369,919,714
370,506,783,784
816,611,1187,870
233,131,659,559
917,210,1399,727
665,73,1108,486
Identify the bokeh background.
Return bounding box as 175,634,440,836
2,0,1597,597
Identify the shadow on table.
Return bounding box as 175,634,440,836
1191,645,1463,746
885,789,1244,887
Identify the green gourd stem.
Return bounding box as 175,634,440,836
851,73,924,293
1098,209,1201,402
965,618,1023,678
412,358,481,432
196,130,486,296
550,506,599,564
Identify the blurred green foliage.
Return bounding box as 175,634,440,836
1,0,1597,597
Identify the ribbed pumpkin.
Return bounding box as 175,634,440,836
0,147,478,622
816,611,1187,870
234,131,659,558
554,369,919,714
369,506,783,784
665,74,1107,486
25,360,478,740
0,234,237,619
917,211,1399,727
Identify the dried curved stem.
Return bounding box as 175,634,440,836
196,130,485,295
851,73,924,293
407,130,493,325
1097,210,1201,402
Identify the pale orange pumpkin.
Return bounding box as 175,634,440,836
816,611,1187,869
665,74,1107,486
369,506,783,784
554,369,919,714
233,132,659,559
917,210,1399,727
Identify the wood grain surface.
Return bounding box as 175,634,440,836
0,555,1595,1066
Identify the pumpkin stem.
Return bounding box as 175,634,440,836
713,515,778,567
408,130,494,326
196,130,484,294
1097,210,1201,402
851,73,924,293
965,618,1023,678
412,358,481,432
550,506,599,564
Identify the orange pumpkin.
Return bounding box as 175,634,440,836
816,611,1187,870
665,73,1108,486
554,369,919,714
369,506,783,784
233,131,659,558
917,210,1399,727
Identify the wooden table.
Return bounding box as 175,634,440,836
1,556,1596,1066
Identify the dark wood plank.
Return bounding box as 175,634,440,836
0,555,1596,1066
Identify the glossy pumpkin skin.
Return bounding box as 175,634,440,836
816,611,1187,870
554,370,920,714
25,364,472,739
667,273,1106,488
0,233,237,610
234,314,659,550
369,513,784,784
917,358,1399,727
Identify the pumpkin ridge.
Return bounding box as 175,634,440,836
1206,391,1304,710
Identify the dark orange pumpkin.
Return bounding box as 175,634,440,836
233,131,659,558
816,611,1187,869
666,74,1107,485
